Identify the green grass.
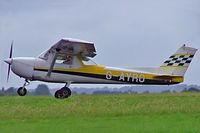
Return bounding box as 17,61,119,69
0,93,200,133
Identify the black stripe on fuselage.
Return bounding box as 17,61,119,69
34,68,179,85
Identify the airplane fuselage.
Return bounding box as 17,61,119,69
10,57,183,85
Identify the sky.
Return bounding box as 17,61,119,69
0,0,200,89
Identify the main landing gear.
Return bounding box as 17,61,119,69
17,79,29,96
54,83,72,99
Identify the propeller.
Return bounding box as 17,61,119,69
5,41,13,82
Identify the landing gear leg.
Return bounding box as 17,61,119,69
17,79,29,96
54,82,71,99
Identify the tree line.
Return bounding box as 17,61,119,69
0,84,51,96
1,84,200,96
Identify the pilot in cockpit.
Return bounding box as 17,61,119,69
63,55,72,64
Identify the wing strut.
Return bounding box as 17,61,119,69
46,48,60,77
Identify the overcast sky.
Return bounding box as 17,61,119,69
0,0,200,89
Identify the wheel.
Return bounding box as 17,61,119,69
61,87,71,98
54,90,62,99
54,87,71,99
17,87,27,96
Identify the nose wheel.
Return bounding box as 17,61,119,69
17,87,27,96
55,87,71,99
17,79,29,96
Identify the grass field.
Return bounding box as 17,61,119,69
0,93,200,133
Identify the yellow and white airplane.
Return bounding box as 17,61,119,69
4,38,197,99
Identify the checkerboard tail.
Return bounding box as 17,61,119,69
160,45,197,76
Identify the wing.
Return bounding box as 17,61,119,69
38,38,96,77
39,38,96,61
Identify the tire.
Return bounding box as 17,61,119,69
54,90,62,99
54,87,71,99
61,87,71,98
17,87,27,96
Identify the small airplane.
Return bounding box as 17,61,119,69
4,38,197,99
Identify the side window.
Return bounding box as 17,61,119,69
63,55,73,65
82,58,97,66
55,56,73,65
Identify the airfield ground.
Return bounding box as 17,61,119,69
0,93,200,133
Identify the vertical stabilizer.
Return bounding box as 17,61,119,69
159,45,197,76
